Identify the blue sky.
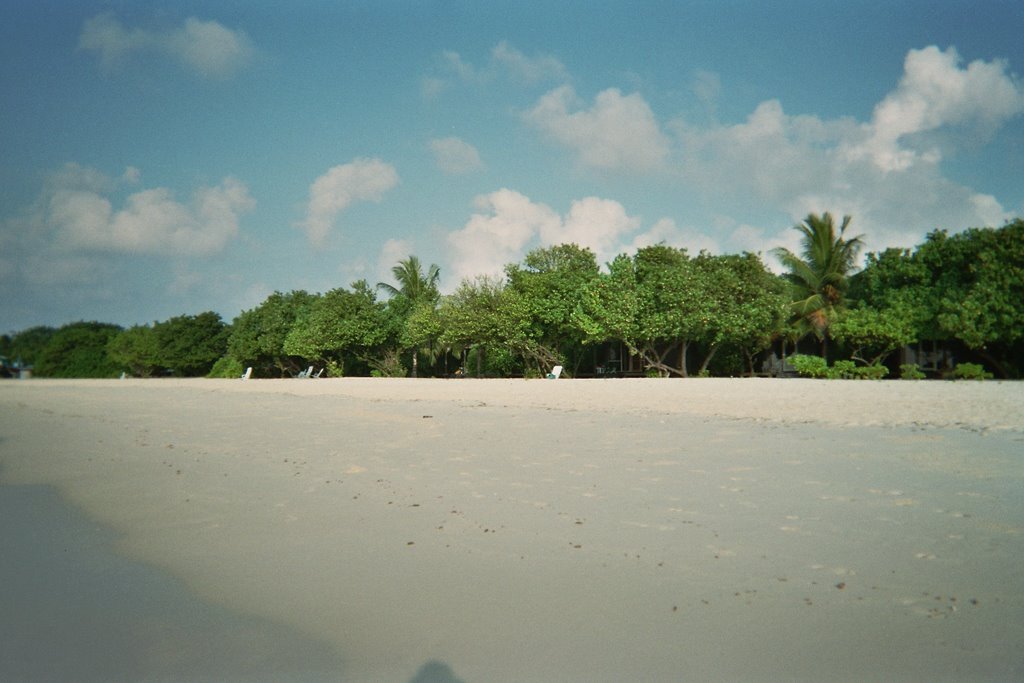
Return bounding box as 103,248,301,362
2,0,1023,333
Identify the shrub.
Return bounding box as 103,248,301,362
208,356,246,378
790,354,828,378
899,363,926,380
853,364,889,380
827,360,857,379
952,362,993,381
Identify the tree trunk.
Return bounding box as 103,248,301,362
698,344,719,376
679,340,689,378
411,348,418,378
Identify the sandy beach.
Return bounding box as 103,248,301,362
2,377,1023,682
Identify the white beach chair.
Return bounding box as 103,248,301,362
240,367,252,380
296,365,313,378
546,365,563,379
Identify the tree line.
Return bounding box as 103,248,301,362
3,215,1022,379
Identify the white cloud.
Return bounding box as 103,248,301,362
426,41,568,97
169,17,255,78
300,159,399,246
842,46,1024,171
525,86,670,171
376,238,415,288
121,166,141,184
50,175,254,256
445,189,561,285
544,197,640,263
628,217,722,256
692,69,722,119
444,189,646,287
79,13,254,78
491,41,569,83
430,137,484,174
663,46,1023,259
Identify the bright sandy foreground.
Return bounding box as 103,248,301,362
1,377,1023,681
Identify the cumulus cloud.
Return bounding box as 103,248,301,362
426,41,568,96
525,86,670,171
430,137,484,175
48,173,254,256
546,197,640,261
444,189,646,286
0,164,253,310
375,238,415,287
79,13,254,78
300,159,399,246
842,46,1024,172
664,46,1024,259
491,41,569,83
627,217,722,257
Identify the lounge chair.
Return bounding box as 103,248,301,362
240,367,252,380
312,368,324,378
546,365,563,379
295,365,313,378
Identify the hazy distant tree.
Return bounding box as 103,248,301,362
34,321,122,378
4,325,56,367
107,325,161,377
153,312,229,376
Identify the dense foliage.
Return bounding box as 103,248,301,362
4,217,1022,379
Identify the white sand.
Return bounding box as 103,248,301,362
2,378,1023,681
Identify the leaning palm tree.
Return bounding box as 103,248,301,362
377,255,441,377
772,212,863,357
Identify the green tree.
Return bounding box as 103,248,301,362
228,290,317,376
284,281,394,376
692,253,788,375
377,255,441,377
107,325,161,377
773,212,863,356
437,276,532,376
576,245,703,377
829,305,917,366
506,244,600,375
153,312,229,376
34,321,123,377
4,325,56,367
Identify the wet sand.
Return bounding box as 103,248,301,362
1,378,1022,681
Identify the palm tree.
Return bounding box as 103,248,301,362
377,255,441,377
772,212,863,357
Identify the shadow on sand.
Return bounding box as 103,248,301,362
0,480,347,682
409,659,466,683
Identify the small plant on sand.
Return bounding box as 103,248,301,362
952,362,993,381
826,359,857,379
853,364,889,380
790,354,829,378
899,363,926,380
207,355,245,378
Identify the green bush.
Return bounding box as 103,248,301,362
208,356,246,378
952,362,993,381
899,363,926,380
790,354,828,378
853,364,889,380
827,360,857,379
